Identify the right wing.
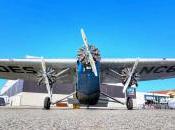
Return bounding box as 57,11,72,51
100,58,175,84
0,59,76,84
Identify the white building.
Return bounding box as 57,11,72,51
0,80,73,107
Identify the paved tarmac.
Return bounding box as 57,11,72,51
0,107,175,130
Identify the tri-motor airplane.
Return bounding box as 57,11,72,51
0,29,175,110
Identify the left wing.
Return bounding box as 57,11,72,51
0,59,76,84
101,58,175,84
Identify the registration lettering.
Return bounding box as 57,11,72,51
0,66,37,74
139,65,175,74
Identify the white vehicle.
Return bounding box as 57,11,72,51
168,99,175,109
0,96,9,106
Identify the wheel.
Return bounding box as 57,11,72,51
126,97,133,110
44,97,51,110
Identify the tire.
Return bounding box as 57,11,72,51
126,97,133,110
44,97,51,110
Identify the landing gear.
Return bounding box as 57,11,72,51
44,97,51,110
126,97,133,110
38,58,70,110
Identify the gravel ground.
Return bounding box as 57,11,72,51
0,107,175,130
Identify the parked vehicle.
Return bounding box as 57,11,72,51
168,98,175,109
0,97,5,106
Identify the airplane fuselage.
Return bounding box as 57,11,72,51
76,61,100,105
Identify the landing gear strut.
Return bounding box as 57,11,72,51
44,97,51,110
126,97,133,110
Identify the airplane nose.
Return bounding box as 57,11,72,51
76,91,100,105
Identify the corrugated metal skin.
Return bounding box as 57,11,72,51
23,81,74,94
2,80,135,98
23,81,125,97
101,85,125,98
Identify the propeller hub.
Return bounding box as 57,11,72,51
77,45,101,66
37,67,57,86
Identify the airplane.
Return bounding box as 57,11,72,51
0,28,175,110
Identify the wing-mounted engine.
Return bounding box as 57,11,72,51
37,67,57,86
37,67,70,86
120,68,140,87
110,59,140,93
110,67,140,87
77,45,101,66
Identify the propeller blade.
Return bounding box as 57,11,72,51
41,58,51,96
122,59,139,93
89,52,98,76
81,28,89,50
80,28,98,76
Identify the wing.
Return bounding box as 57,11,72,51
101,58,175,84
0,59,76,84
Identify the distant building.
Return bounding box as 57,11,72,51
136,91,170,109
151,90,175,98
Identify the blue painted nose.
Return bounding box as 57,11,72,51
76,61,100,95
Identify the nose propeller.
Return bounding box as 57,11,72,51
80,28,98,77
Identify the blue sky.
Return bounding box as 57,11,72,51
0,0,175,92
